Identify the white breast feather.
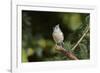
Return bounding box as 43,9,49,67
52,31,64,43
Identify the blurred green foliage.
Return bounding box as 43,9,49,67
22,49,28,62
22,10,90,62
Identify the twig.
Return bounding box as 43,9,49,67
71,25,89,51
55,45,78,60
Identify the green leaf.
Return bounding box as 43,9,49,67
79,43,88,59
64,41,72,50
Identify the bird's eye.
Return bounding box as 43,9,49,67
56,26,59,28
55,27,57,29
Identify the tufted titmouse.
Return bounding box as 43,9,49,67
52,24,64,47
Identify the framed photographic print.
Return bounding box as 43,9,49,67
11,0,97,73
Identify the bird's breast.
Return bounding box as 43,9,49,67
52,32,64,43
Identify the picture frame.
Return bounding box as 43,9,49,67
11,0,97,73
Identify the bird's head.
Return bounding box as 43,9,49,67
53,24,60,32
55,24,59,29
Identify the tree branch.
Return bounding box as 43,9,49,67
55,45,78,60
71,25,89,51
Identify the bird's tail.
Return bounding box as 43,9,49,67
57,42,64,48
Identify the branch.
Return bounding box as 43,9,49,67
71,25,89,51
55,45,78,60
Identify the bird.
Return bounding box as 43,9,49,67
52,24,64,47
